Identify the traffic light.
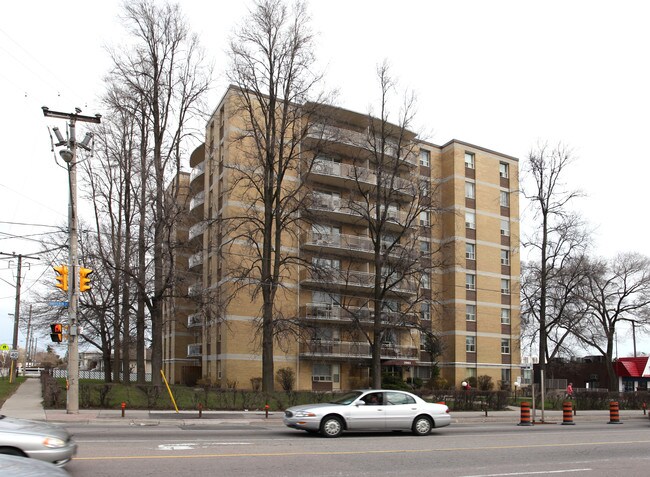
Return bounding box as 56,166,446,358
79,267,93,292
50,323,63,343
53,265,68,292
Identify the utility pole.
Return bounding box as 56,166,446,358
42,107,100,414
0,252,39,382
22,305,33,375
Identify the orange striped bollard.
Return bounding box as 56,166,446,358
608,401,623,424
561,401,575,425
518,401,533,426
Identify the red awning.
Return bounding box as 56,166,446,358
614,357,650,377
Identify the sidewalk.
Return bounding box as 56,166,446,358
2,379,649,426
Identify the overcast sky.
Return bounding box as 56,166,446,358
1,0,648,356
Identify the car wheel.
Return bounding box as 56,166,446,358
412,415,432,436
320,415,343,438
0,447,26,457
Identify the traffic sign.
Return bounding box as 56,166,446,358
0,343,9,351
49,301,69,307
9,350,18,359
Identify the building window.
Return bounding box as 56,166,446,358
501,279,510,295
465,152,475,169
500,191,510,207
420,149,430,167
500,219,510,236
500,249,510,266
465,181,475,199
499,162,509,179
420,178,430,197
466,243,476,260
501,308,510,324
312,363,332,381
501,368,511,386
466,274,476,291
466,304,476,322
466,367,476,378
420,211,431,227
421,272,430,289
465,211,476,229
466,336,476,352
501,338,511,354
420,240,430,254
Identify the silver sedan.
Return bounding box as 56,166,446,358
283,389,451,437
0,415,77,467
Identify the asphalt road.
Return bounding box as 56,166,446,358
63,419,650,477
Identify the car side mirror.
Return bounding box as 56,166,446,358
356,401,366,406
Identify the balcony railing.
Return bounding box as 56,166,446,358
300,303,418,327
307,124,417,167
188,283,202,297
189,190,205,212
299,340,419,359
310,195,411,226
190,161,205,183
187,313,202,328
187,343,202,357
310,159,417,196
188,222,207,242
299,268,418,294
188,252,203,269
302,232,419,261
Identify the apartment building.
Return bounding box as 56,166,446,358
162,86,520,390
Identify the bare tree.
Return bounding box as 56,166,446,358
224,0,326,392
304,62,444,388
107,0,211,385
520,223,591,361
575,253,650,390
521,143,587,379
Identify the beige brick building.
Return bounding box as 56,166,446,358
163,86,520,390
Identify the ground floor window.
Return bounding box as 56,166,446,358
312,363,332,382
415,366,431,380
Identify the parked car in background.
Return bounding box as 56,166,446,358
0,415,77,467
0,454,70,476
283,389,451,438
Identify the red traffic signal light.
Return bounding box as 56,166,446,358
53,265,68,292
50,323,63,343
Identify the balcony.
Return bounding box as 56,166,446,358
301,232,419,262
306,160,417,198
300,303,418,327
309,195,411,231
188,251,203,270
187,343,202,357
189,160,206,195
188,282,202,297
299,268,417,295
187,313,202,328
299,340,419,360
306,124,417,168
190,191,205,214
188,221,207,243
190,161,205,184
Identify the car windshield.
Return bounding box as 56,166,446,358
329,391,363,405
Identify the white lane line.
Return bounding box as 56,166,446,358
157,442,252,451
463,469,591,477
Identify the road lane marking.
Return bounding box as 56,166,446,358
74,439,650,461
463,469,591,477
157,442,252,450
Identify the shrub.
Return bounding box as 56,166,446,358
275,368,295,392
250,377,262,391
477,375,494,391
